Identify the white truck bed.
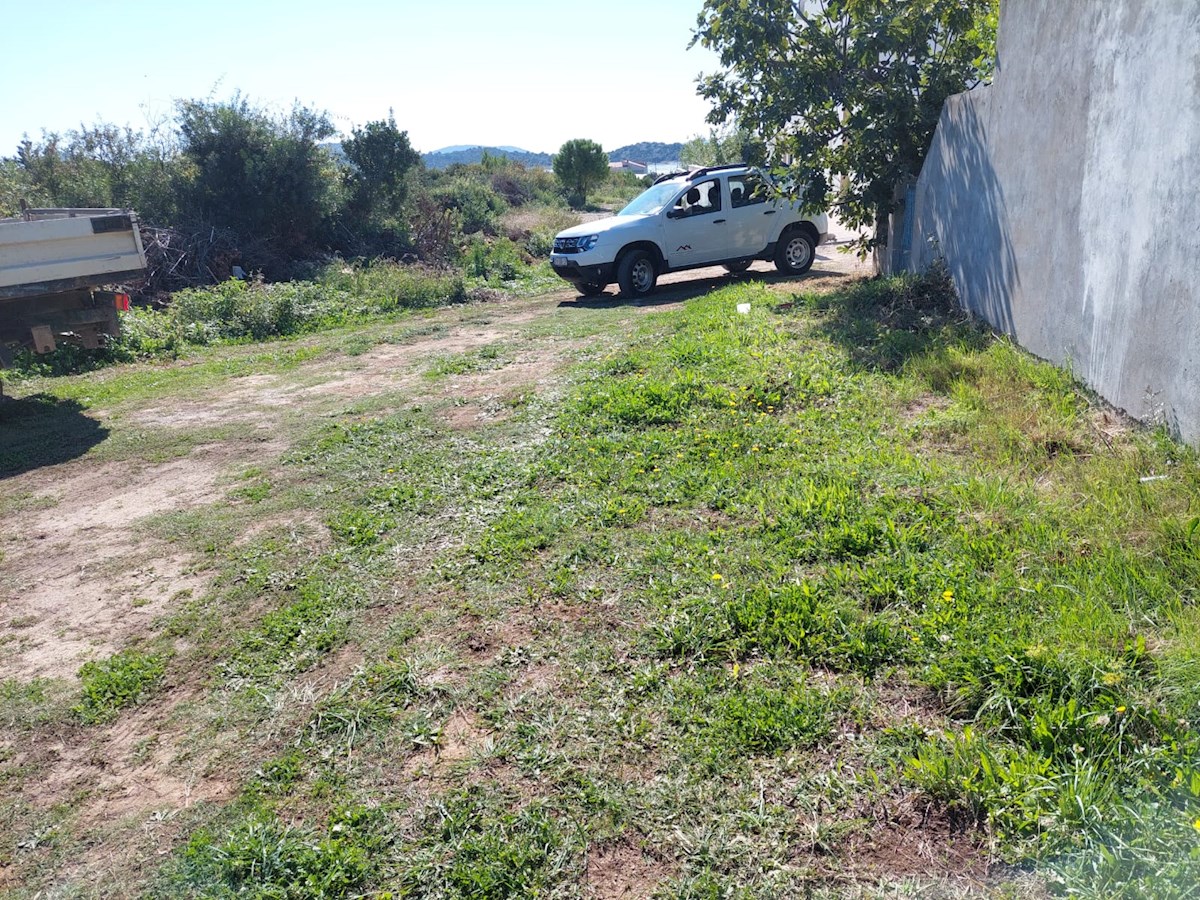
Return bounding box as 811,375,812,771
0,209,147,301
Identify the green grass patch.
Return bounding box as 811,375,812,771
73,650,167,723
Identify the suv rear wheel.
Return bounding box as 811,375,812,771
774,229,816,275
617,250,658,298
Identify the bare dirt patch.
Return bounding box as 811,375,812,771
585,841,673,899
405,708,494,780
0,447,243,680
836,795,992,886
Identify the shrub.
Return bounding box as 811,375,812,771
430,177,507,235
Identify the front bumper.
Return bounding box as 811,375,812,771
549,255,615,287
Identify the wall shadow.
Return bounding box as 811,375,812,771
0,394,109,477
797,269,992,375
915,93,1019,336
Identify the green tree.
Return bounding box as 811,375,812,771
175,94,337,259
693,0,998,250
341,111,420,220
0,158,43,217
552,138,608,208
13,122,179,223
679,125,763,168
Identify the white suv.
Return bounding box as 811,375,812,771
549,164,829,298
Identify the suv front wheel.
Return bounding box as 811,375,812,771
617,250,658,298
774,229,816,275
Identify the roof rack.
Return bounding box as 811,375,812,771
652,170,689,185
686,162,750,180
652,162,752,186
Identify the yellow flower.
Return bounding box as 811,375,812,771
1116,705,1127,714
942,589,955,601
711,573,724,582
1193,818,1200,832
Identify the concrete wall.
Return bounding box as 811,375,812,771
906,0,1200,442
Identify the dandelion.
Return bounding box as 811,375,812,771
942,589,955,602
1116,705,1127,714
1194,818,1200,833
711,573,724,582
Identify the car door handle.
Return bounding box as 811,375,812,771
763,210,777,215
713,219,726,224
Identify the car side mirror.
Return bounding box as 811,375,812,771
666,209,683,219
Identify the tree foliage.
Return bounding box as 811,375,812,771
13,123,179,223
175,94,338,257
679,126,763,168
693,0,998,248
552,138,609,208
342,111,421,220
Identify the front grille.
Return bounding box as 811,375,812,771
553,236,585,254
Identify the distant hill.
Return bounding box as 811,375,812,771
420,141,686,169
608,142,684,164
422,146,552,168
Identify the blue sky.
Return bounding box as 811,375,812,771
1,0,721,155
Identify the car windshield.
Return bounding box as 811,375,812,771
618,182,681,217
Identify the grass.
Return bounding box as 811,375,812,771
2,264,1199,897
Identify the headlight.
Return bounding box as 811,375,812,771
580,234,600,252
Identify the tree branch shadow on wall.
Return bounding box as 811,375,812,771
917,92,1019,337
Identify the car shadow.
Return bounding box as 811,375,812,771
556,263,860,309
0,393,109,477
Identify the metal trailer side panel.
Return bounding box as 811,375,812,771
0,213,147,298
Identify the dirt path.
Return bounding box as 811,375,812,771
0,248,870,687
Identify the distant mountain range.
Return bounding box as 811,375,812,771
420,142,685,169
422,146,552,168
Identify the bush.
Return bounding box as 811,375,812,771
465,237,523,281
172,265,467,343
430,177,507,235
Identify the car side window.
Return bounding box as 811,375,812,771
730,174,768,208
672,179,722,217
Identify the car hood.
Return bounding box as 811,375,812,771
555,215,651,239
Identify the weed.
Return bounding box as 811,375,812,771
172,806,385,899
74,650,166,723
401,788,576,899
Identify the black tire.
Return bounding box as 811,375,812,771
723,259,753,274
774,228,816,275
579,281,606,297
617,250,658,298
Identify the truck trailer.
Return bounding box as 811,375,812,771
0,207,147,364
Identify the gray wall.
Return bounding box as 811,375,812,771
906,0,1200,442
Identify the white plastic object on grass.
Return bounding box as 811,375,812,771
736,303,751,315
